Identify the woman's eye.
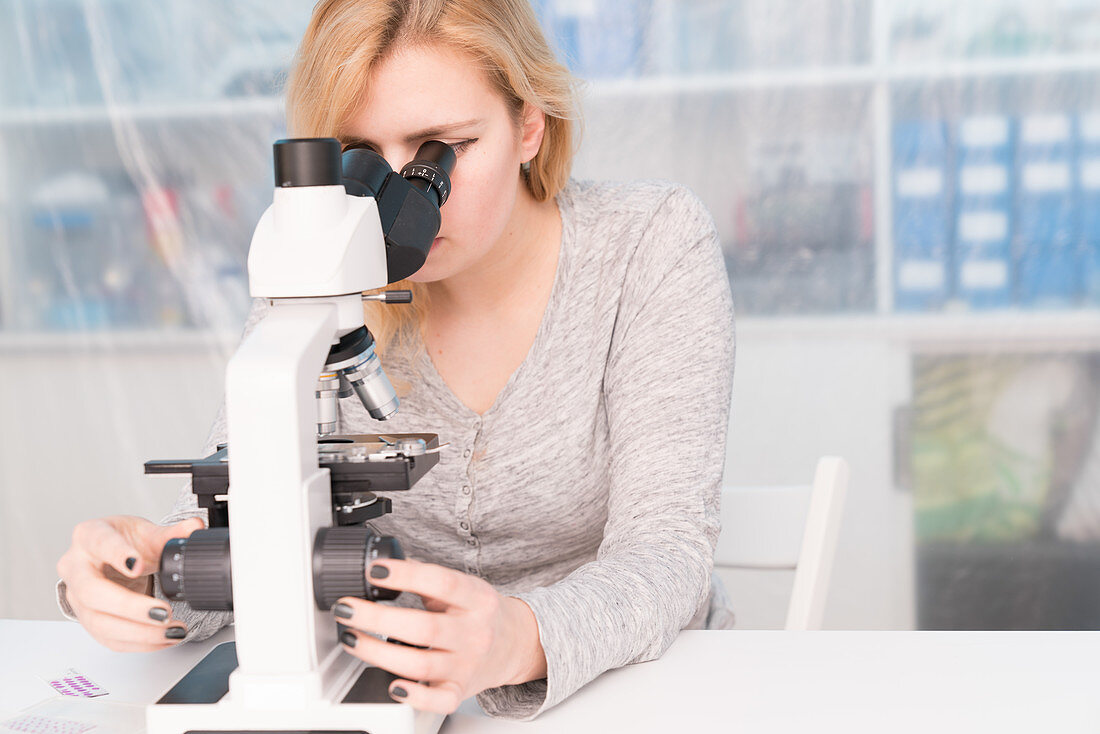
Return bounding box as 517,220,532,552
451,138,477,154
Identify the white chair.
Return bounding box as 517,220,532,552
715,457,849,631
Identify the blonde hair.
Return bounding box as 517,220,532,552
285,0,581,381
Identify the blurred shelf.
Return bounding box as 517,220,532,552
737,310,1100,352
3,53,1100,128
889,53,1100,82
588,66,879,96
550,55,1100,98
0,97,284,127
0,329,239,353
4,310,1099,354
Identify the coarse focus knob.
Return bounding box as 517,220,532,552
313,526,404,610
159,527,233,611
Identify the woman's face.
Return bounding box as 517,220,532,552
341,42,543,284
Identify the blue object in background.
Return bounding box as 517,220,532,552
530,0,581,71
1015,114,1079,307
893,119,952,311
675,0,738,74
535,0,646,78
953,115,1014,309
1081,112,1100,306
583,1,648,78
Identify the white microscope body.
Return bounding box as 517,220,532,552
146,138,455,734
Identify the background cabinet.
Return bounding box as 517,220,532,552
3,0,1099,631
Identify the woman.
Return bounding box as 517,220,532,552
55,0,736,721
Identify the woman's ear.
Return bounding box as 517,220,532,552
518,102,546,165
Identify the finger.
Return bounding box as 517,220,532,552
153,517,206,546
339,628,451,684
334,597,457,651
132,518,206,576
68,597,180,654
78,606,188,651
92,635,183,654
387,679,465,715
422,597,448,614
367,559,484,611
76,519,148,580
66,564,176,627
101,639,181,653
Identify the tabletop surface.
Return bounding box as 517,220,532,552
2,620,1098,734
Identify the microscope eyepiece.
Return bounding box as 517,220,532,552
336,139,455,283
340,145,390,198
400,140,456,207
341,140,456,207
273,138,342,188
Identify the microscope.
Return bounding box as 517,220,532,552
141,137,456,734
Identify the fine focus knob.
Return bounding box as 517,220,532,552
159,527,233,611
313,526,404,609
273,138,342,188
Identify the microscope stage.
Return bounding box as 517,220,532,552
144,433,441,526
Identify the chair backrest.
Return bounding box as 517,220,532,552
716,456,849,630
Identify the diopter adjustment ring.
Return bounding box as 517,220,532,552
400,163,451,206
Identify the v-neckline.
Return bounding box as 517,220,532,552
418,185,573,422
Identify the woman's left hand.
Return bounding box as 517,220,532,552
333,558,543,714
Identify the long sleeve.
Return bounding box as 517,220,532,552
475,185,736,719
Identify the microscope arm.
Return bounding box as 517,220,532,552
224,301,358,705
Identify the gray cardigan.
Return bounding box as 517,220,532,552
58,178,737,720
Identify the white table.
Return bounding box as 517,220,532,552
2,620,1098,733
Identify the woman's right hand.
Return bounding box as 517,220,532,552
57,515,205,652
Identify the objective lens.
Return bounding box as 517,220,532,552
343,349,399,421
316,371,353,436
322,326,399,424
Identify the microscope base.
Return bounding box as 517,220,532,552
148,643,444,734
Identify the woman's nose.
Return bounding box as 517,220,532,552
378,147,415,173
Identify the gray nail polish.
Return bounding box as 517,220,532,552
148,607,169,622
391,686,408,698
369,565,389,579
334,603,354,619
165,627,186,639
340,631,357,647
